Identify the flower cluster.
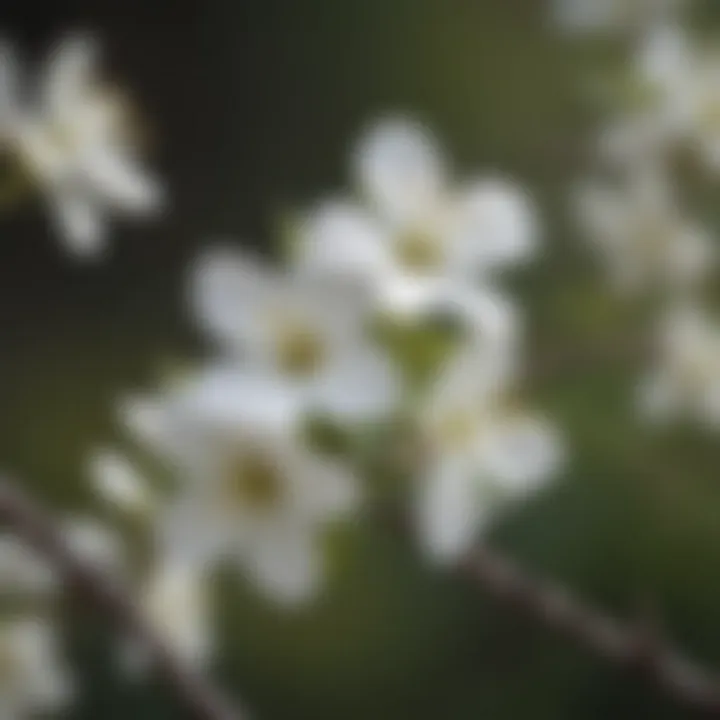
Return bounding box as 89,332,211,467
88,118,563,668
565,1,720,428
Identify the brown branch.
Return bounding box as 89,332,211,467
459,546,720,716
0,477,242,720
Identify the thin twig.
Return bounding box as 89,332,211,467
459,546,720,716
0,477,242,720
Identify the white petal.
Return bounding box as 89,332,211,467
416,456,483,563
157,492,235,568
312,346,401,421
43,33,98,117
448,179,537,274
243,524,323,605
637,22,691,92
481,415,563,493
52,190,106,258
119,393,178,458
142,561,211,666
190,246,272,354
285,448,361,521
175,365,301,438
353,117,446,226
379,273,446,317
297,200,390,282
89,449,154,514
84,149,163,213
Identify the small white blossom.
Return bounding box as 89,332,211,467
0,34,163,257
192,247,400,422
0,618,73,718
639,304,720,427
126,366,360,605
575,167,713,291
297,118,537,318
601,24,720,171
415,344,563,562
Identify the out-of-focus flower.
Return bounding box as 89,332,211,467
414,343,563,562
297,118,537,318
0,618,73,718
553,0,686,34
89,449,215,667
575,168,713,291
601,24,720,171
121,366,360,605
192,247,400,422
639,304,720,426
0,33,163,257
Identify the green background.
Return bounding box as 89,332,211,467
3,0,720,717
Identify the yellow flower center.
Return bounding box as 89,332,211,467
395,228,444,271
224,449,283,512
276,321,326,378
436,409,480,449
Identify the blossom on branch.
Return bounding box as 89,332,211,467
415,343,564,562
191,247,400,422
297,118,537,319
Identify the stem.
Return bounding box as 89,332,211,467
0,477,242,720
460,546,720,716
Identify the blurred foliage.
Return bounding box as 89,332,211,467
3,0,720,718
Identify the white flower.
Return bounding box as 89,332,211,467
598,24,694,167
0,618,73,718
415,344,563,562
127,366,360,605
1,33,163,257
575,167,713,291
602,24,720,171
553,0,686,34
639,304,720,427
296,118,537,318
192,247,400,422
